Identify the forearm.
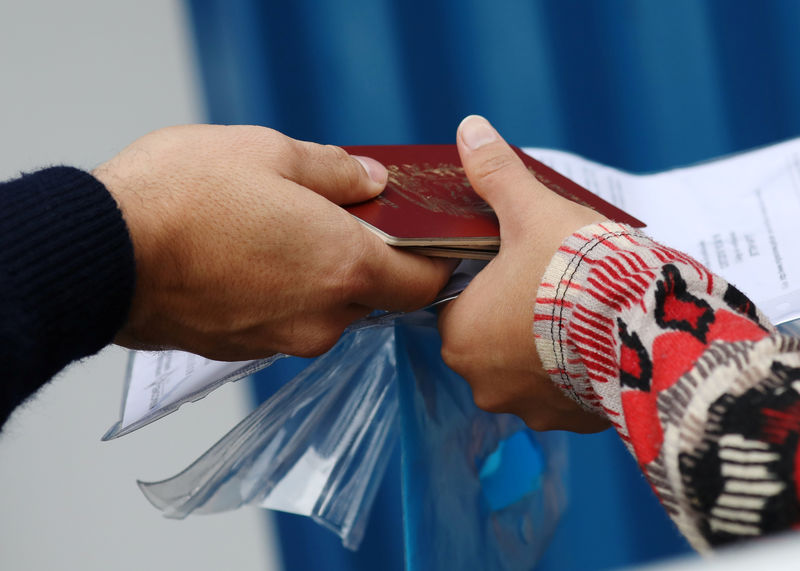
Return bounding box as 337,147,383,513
534,222,800,551
0,167,135,425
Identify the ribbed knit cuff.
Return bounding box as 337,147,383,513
0,166,135,419
533,222,646,418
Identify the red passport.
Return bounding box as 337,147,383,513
344,145,644,259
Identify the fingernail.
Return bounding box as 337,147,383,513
459,115,498,150
353,155,388,185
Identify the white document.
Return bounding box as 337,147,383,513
103,352,280,439
525,138,800,325
109,139,800,438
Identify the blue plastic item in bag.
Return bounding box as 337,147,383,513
136,313,566,568
396,313,565,570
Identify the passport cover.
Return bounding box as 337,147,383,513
344,144,644,251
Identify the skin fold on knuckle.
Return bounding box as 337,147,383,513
440,332,477,379
470,386,509,415
323,143,351,164
471,151,517,186
523,413,558,433
338,232,383,304
260,132,304,178
325,144,365,191
238,124,282,149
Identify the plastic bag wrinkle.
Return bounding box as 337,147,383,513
138,326,399,549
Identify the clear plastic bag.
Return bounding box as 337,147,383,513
136,306,567,565
137,325,398,550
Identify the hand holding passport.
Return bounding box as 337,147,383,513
344,143,643,259
430,115,621,433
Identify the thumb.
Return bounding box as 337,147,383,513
283,139,389,205
456,115,544,240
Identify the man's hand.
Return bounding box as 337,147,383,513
94,124,453,360
438,116,609,433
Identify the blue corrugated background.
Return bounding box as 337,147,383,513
184,1,800,569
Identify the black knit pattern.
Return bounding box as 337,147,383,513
0,166,136,425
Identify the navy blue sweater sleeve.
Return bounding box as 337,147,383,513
0,167,136,425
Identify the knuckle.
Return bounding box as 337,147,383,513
264,132,318,173
276,133,304,160
326,144,364,188
338,232,377,301
440,338,464,371
524,410,560,432
439,314,478,368
471,389,506,415
440,336,476,379
441,334,511,415
255,125,285,144
323,143,351,163
238,126,295,170
473,152,516,184
238,125,283,150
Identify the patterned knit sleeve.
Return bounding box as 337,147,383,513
533,221,800,552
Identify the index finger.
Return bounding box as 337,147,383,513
350,234,457,312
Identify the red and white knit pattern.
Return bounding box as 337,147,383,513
533,222,716,443
533,222,800,551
